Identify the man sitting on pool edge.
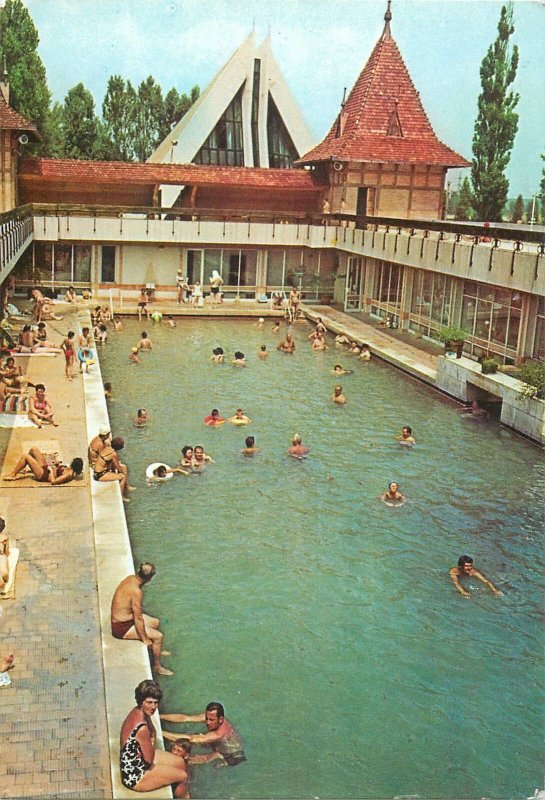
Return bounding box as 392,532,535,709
161,702,246,767
449,555,503,599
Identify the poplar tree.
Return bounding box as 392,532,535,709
511,194,524,223
470,2,519,221
62,83,101,160
0,0,52,148
455,177,474,221
102,76,136,161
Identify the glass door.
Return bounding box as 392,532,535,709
186,250,204,285
345,257,365,311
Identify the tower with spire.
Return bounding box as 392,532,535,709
297,1,469,220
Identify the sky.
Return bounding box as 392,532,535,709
16,0,545,197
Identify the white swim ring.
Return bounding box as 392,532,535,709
146,462,173,481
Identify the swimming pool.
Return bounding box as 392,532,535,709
102,318,544,800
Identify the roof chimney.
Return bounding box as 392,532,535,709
0,57,9,104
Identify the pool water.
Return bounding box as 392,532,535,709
102,318,544,800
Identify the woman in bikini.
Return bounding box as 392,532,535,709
120,680,189,796
62,331,76,380
5,447,83,484
28,384,58,428
92,436,131,499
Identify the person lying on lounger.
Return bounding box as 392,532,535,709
4,447,83,484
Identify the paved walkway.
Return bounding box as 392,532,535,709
0,307,112,799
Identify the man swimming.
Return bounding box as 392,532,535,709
449,555,503,599
277,333,295,353
242,436,260,455
332,385,347,404
287,434,309,458
161,702,246,767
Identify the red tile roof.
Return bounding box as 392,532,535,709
298,21,469,168
0,95,38,132
19,157,326,191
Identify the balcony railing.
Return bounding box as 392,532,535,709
0,205,34,281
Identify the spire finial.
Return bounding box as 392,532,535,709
382,1,392,39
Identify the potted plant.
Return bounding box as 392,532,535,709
480,357,500,375
438,326,470,359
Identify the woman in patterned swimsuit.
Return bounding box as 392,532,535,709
120,680,189,797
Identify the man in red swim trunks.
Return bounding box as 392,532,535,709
110,563,173,676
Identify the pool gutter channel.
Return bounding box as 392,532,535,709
83,310,172,800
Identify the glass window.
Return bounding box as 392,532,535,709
266,250,285,286
474,299,492,340
34,243,53,282
506,307,520,351
533,298,545,361
204,250,222,281
267,95,298,169
194,85,245,167
74,245,91,282
54,244,72,283
186,250,203,285
100,246,116,283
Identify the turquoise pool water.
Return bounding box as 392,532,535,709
102,318,544,800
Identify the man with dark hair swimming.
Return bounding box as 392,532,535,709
110,563,174,675
449,555,503,599
161,702,246,767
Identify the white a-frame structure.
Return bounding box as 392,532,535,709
148,32,313,173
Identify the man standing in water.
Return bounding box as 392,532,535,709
449,555,503,599
161,702,246,766
110,563,174,675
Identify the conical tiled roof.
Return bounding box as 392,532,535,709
298,7,469,168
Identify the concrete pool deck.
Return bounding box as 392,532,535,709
1,300,540,798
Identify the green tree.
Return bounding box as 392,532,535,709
133,76,164,162
470,3,519,221
511,193,524,223
0,0,51,149
62,83,101,159
102,75,136,161
455,177,474,221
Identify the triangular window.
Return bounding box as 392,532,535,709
194,84,245,166
267,94,298,169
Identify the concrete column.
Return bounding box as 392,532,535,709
400,266,414,330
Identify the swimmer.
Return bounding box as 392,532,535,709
165,316,176,328
459,400,489,419
332,364,353,375
335,334,351,346
232,351,246,366
332,385,346,404
210,347,225,363
149,464,188,480
350,342,362,355
241,435,260,456
381,481,406,505
311,332,328,351
257,317,264,329
113,316,123,332
179,446,194,470
134,408,149,427
228,408,252,425
360,344,371,361
138,331,153,351
272,321,281,334
203,409,225,426
129,347,140,364
449,555,503,599
104,382,112,400
193,445,214,466
287,433,309,458
258,345,268,360
277,333,295,353
396,426,416,444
